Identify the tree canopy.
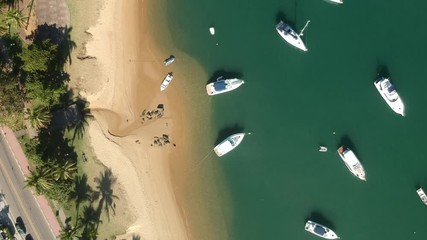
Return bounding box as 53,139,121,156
19,39,57,74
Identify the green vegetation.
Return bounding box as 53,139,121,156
0,3,118,239
25,105,51,129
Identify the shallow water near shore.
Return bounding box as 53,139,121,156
163,0,427,239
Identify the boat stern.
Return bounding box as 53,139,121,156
337,146,345,155
206,83,216,95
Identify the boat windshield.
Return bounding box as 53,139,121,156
285,28,298,39
214,81,226,91
314,226,326,235
385,85,398,101
381,80,398,101
228,135,241,146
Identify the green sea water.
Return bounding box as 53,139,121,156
160,0,427,239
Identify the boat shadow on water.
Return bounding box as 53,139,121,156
414,183,423,191
207,70,244,84
215,124,245,145
305,211,336,230
375,63,390,79
275,11,296,29
337,135,362,159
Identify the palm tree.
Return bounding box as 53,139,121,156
93,169,118,223
79,205,99,240
69,101,93,142
25,168,54,194
58,26,76,65
59,223,81,240
69,174,92,222
25,0,35,29
0,0,19,9
52,159,77,181
26,105,51,129
3,9,28,34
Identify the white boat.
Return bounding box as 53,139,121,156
319,146,328,152
374,77,405,116
416,188,427,205
337,146,366,181
327,0,343,4
163,55,175,66
206,77,245,95
209,27,215,35
160,72,173,91
214,133,245,157
305,220,340,239
276,20,310,52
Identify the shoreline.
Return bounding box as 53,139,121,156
66,0,232,238
67,0,195,239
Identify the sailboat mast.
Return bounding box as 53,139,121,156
299,20,311,36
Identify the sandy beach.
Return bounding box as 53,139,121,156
69,0,192,238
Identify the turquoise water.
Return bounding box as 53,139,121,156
164,0,427,239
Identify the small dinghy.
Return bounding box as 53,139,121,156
209,27,215,35
163,55,175,66
319,146,328,152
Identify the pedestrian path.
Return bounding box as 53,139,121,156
35,0,70,27
0,127,61,238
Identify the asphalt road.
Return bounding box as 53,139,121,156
0,134,56,240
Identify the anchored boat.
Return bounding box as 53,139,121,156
327,0,343,4
209,26,215,35
305,220,340,239
206,77,245,95
160,72,173,91
337,146,366,181
214,133,245,157
374,77,405,116
163,55,175,66
276,20,310,51
319,146,328,152
417,187,427,205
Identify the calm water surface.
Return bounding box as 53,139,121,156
164,0,427,239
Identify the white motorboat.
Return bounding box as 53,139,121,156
416,188,427,205
374,77,405,116
319,146,328,152
305,220,340,239
206,77,245,95
276,20,310,52
209,27,215,35
214,133,245,157
327,0,343,4
337,146,366,181
163,55,175,66
160,72,173,91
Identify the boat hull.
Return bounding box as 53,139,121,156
305,221,340,239
214,133,245,157
163,56,175,66
276,21,307,51
160,73,173,91
327,0,343,4
206,78,245,95
374,78,405,116
337,146,366,181
417,188,427,205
